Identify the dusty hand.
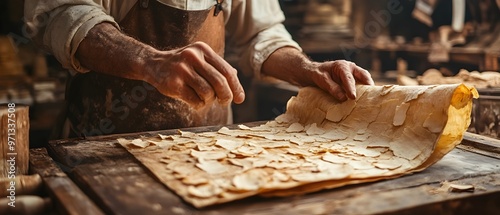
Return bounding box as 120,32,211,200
309,60,374,101
149,42,245,108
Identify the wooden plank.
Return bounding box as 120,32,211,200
45,125,500,215
29,148,104,215
205,173,500,215
458,132,500,159
48,138,196,215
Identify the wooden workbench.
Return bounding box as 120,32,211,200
30,124,500,215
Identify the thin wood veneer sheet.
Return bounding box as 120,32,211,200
118,84,478,208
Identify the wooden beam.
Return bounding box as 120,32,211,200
29,148,104,215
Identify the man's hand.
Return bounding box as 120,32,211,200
262,47,374,101
309,60,374,101
76,23,244,108
148,42,245,108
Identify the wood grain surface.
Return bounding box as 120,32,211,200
36,128,500,215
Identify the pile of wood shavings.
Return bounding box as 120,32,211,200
118,84,477,208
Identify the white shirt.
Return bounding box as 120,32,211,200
24,0,301,77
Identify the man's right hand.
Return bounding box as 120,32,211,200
76,23,244,109
146,42,245,108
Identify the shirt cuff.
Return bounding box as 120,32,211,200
44,5,120,74
241,24,302,79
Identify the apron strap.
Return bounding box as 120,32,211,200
214,0,223,16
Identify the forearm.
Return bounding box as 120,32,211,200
261,47,316,87
262,46,374,101
75,22,159,83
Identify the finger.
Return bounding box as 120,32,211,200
352,65,375,85
178,85,205,109
192,61,233,105
184,68,216,104
314,72,347,101
199,44,245,104
333,62,356,100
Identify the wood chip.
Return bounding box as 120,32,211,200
238,124,251,130
393,102,410,126
231,145,264,157
275,113,296,124
306,123,326,135
182,175,209,185
448,183,475,192
196,159,228,175
190,150,227,160
320,130,349,141
130,139,149,148
232,169,268,191
188,182,222,198
286,122,304,133
215,138,244,151
439,181,475,193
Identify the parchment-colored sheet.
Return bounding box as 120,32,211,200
118,84,478,208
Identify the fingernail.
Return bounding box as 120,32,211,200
348,90,356,100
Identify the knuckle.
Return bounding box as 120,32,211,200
180,48,197,59
219,92,232,103
333,59,348,66
195,79,215,97
200,91,214,102
165,78,182,89
172,61,187,71
332,60,355,72
192,41,210,50
211,76,226,88
228,68,239,78
207,89,216,98
225,68,238,81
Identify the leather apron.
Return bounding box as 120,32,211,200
63,0,228,138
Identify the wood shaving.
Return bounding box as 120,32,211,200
232,145,264,157
286,122,304,133
130,139,149,148
190,150,227,160
215,138,244,151
182,175,209,185
232,169,268,191
187,182,222,198
238,124,251,130
437,181,475,193
393,102,410,126
158,134,175,140
196,159,228,175
306,123,326,135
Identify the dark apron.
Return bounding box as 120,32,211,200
61,0,228,138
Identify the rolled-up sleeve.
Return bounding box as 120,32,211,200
24,0,120,73
225,0,302,78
